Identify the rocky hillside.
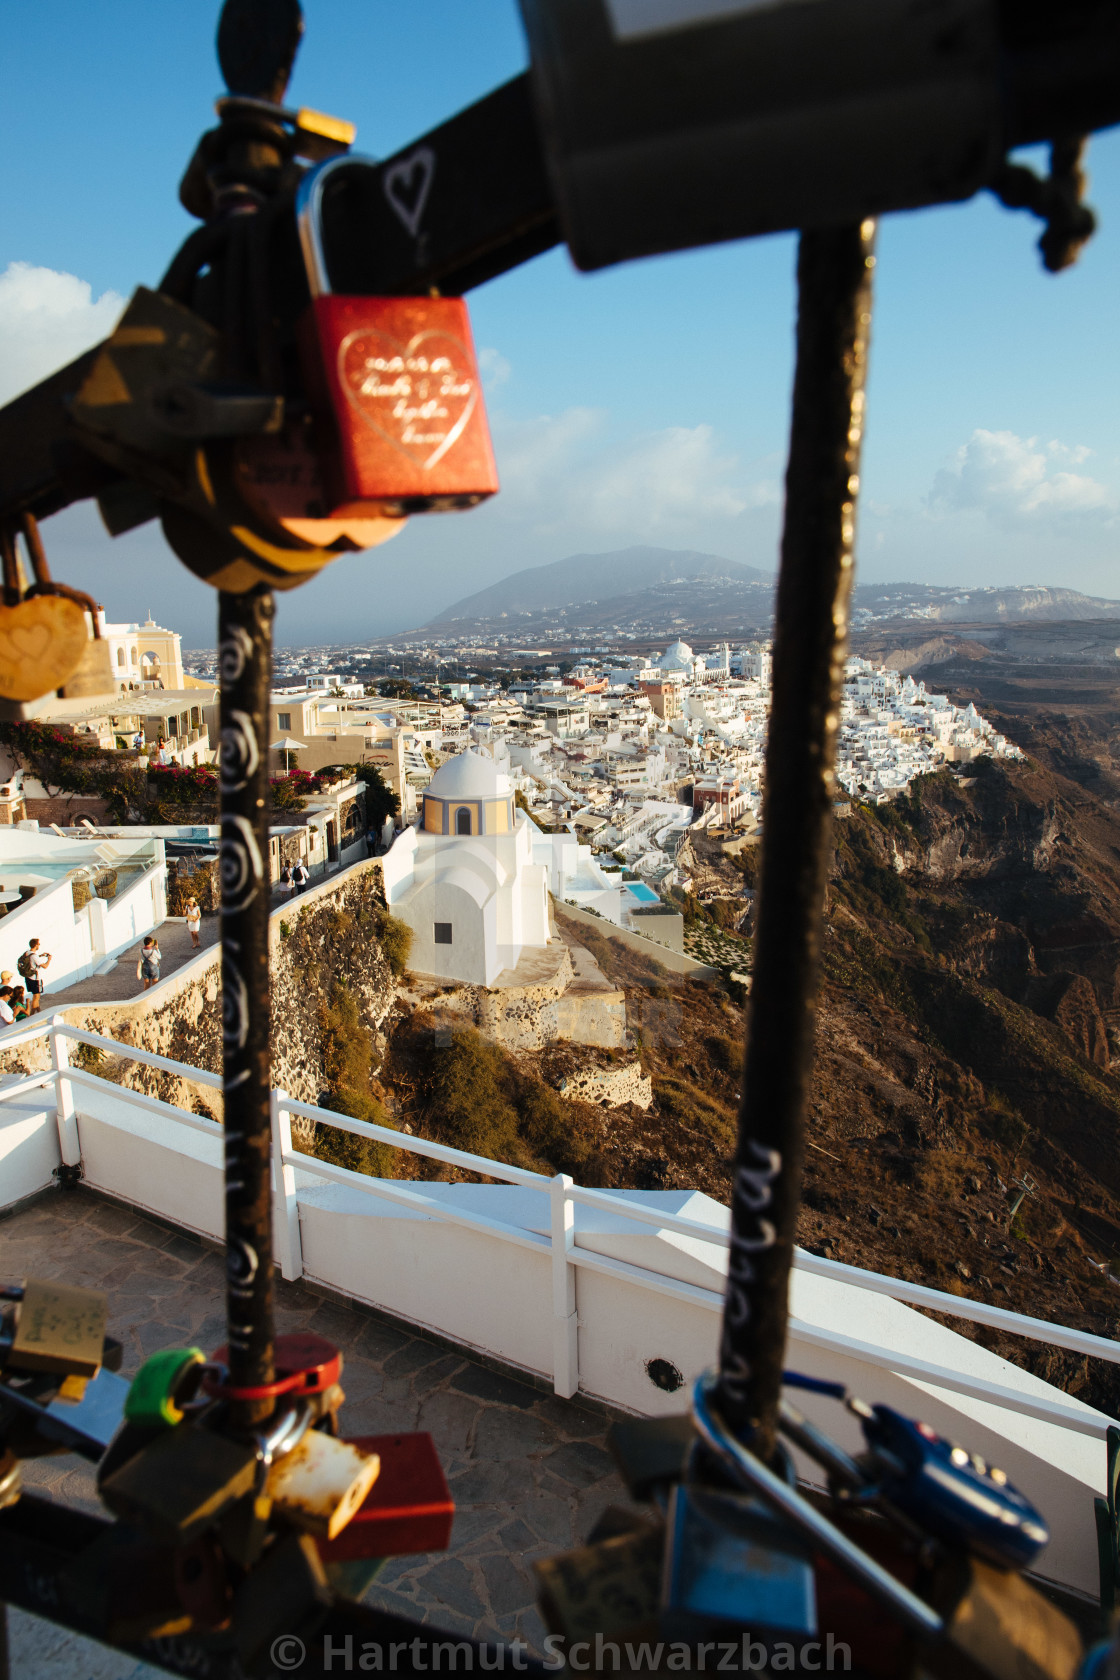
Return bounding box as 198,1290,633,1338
369,741,1120,1414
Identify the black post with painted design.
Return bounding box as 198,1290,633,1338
716,221,877,1462
218,584,277,1432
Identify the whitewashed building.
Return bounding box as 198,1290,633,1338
382,750,550,986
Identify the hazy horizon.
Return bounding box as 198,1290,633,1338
4,3,1120,645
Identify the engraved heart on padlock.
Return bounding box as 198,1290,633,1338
0,595,90,702
337,328,478,471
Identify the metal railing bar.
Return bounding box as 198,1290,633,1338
787,1318,1114,1438
283,1097,548,1187
66,1068,222,1134
55,1025,223,1089
289,1152,553,1255
793,1248,1120,1367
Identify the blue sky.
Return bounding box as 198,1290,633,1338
2,1,1119,645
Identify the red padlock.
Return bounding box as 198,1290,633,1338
316,1433,454,1562
295,156,499,520
205,1331,342,1403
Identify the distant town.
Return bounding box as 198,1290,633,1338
182,627,1022,884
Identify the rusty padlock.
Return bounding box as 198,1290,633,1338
295,154,499,520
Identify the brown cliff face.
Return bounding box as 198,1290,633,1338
805,749,1120,1414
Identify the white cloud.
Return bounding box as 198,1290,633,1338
930,428,1116,525
0,262,125,406
490,407,776,534
477,346,512,389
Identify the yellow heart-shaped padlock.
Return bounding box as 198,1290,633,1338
0,595,90,702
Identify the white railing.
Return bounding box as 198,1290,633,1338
4,1014,1117,1440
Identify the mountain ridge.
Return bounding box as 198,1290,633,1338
421,546,1120,637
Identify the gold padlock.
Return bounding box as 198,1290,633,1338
99,1422,259,1544
7,1278,107,1379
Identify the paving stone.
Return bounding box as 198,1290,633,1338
450,1506,504,1549
449,1457,531,1507
498,1518,538,1558
183,1251,226,1290
542,1440,616,1490
519,1491,574,1549
533,1395,609,1440
515,1605,549,1655
384,1337,457,1378
354,1317,413,1364
474,1405,559,1465
137,1318,192,1355
415,1557,488,1622
308,1300,368,1347
417,1388,480,1455
82,1201,140,1236
481,1552,535,1617
161,1232,202,1263
190,1311,229,1350
451,1364,541,1410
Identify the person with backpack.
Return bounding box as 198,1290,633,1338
137,936,161,989
278,864,294,902
19,940,50,1013
292,860,310,893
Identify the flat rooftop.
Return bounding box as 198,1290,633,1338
2,1187,635,1677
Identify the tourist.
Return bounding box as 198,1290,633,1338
184,897,202,949
7,984,28,1020
278,864,294,901
292,859,310,893
19,939,50,1013
137,936,161,989
0,988,15,1027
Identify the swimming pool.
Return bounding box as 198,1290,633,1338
626,882,661,905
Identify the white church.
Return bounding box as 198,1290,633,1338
380,750,552,986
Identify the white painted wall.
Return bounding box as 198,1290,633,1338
0,1067,1110,1594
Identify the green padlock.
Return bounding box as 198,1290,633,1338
124,1347,205,1428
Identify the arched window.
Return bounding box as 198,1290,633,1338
456,807,472,835
130,648,138,665
116,648,125,668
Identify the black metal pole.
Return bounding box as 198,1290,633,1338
716,220,876,1460
218,585,276,1432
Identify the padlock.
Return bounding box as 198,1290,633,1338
231,1531,332,1673
124,1346,206,1428
294,154,499,520
0,1447,21,1509
173,1532,233,1631
265,1426,380,1541
609,1411,695,1502
661,1480,818,1644
98,1418,260,1544
208,1330,344,1403
316,1432,453,1562
534,1522,665,1647
61,1524,189,1643
4,1278,107,1379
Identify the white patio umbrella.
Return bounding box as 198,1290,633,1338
270,737,308,773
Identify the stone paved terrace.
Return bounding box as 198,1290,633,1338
42,916,219,1009
1,1186,638,1678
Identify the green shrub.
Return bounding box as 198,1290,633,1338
378,911,413,979
425,1030,522,1161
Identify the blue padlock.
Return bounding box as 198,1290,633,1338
851,1399,1050,1573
